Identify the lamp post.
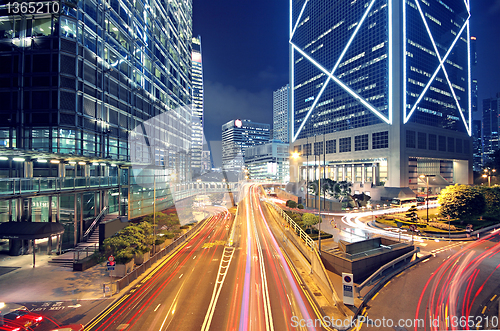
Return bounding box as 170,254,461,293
482,168,496,187
419,174,429,223
292,151,301,184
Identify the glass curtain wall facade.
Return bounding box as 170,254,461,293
191,36,203,176
222,119,270,172
289,0,472,196
0,0,193,251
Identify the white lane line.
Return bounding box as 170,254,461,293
193,255,197,259
200,246,235,331
251,188,274,331
179,274,183,279
154,304,161,312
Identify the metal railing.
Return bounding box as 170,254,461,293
357,247,420,292
0,176,120,196
265,200,316,249
73,243,99,262
83,206,108,241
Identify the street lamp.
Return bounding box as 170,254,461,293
291,151,301,185
482,168,496,186
419,174,429,223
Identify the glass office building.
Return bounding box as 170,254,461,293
273,84,290,143
290,0,472,197
191,36,203,176
0,0,193,252
222,119,270,172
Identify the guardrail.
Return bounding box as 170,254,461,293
72,243,99,262
83,207,108,241
356,247,420,293
265,200,316,249
0,176,120,196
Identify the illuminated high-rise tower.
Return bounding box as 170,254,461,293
290,0,473,197
273,84,290,143
191,36,204,176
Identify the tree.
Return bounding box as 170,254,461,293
297,204,304,209
302,213,321,230
476,186,500,217
288,200,297,208
438,184,486,223
405,205,419,223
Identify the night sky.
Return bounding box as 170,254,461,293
193,0,500,166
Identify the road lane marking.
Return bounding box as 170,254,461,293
371,292,379,300
179,274,183,279
193,255,196,259
482,306,487,314
384,281,391,287
201,246,235,331
159,281,186,330
154,304,161,312
491,295,497,301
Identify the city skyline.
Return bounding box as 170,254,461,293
193,0,500,146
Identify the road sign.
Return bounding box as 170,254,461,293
108,255,114,262
409,224,417,232
107,261,115,271
342,272,354,305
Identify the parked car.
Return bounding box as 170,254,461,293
2,310,43,330
0,323,22,331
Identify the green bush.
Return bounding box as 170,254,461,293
285,200,294,207
165,233,175,239
288,200,298,208
114,247,134,264
297,204,304,209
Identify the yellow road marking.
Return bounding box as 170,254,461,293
482,306,487,314
371,292,379,300
384,280,391,287
491,295,497,301
280,248,336,331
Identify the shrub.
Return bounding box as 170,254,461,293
180,225,190,229
285,200,294,207
114,247,134,264
288,200,298,208
297,204,304,209
428,221,457,231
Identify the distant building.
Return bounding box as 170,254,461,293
289,0,473,199
201,150,212,174
222,119,270,172
472,79,478,113
472,120,482,171
245,141,290,182
273,85,290,143
483,94,500,165
191,36,204,176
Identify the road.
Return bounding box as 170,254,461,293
354,230,500,331
84,211,233,331
84,184,324,331
202,183,320,331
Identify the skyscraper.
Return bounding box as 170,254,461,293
191,36,204,176
222,119,270,172
483,94,500,166
472,120,482,171
289,0,473,197
273,84,290,143
0,0,193,250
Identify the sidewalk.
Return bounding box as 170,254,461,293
0,252,112,303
